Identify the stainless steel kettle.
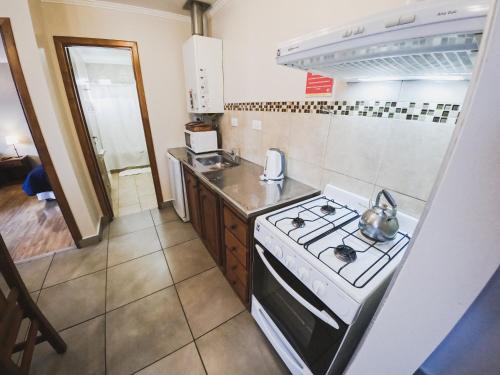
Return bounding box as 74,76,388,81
359,189,399,242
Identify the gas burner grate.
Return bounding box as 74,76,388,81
266,195,411,288
266,196,361,246
313,224,411,288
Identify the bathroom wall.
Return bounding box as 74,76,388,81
0,63,39,163
209,0,471,217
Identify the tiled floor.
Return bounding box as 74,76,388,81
110,170,157,217
8,206,288,375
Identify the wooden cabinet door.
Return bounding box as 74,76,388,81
183,167,202,235
199,182,221,263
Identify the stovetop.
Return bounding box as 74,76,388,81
264,190,413,289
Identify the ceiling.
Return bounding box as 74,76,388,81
102,0,218,16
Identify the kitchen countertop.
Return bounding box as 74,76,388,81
168,147,320,218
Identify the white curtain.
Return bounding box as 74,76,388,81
69,47,149,171
87,83,148,170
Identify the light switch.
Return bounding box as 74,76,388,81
252,120,262,130
231,117,238,127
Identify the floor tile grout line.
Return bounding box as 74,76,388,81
105,285,174,315
40,267,107,291
107,247,163,269
129,339,196,374
194,309,247,341
54,311,106,334
173,265,217,285
153,222,208,375
37,253,55,299
108,213,179,239
15,253,55,365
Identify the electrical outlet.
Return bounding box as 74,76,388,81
252,119,262,130
231,117,238,127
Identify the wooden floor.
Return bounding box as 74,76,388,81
0,184,74,262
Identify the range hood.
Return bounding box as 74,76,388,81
277,0,489,82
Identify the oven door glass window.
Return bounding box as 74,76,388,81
253,245,349,375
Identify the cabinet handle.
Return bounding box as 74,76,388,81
231,280,237,286
230,246,236,252
230,224,237,230
231,265,238,271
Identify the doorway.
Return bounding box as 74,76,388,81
53,37,162,219
0,18,79,261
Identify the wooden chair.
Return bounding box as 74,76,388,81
0,235,66,374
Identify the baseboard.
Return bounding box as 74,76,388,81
78,216,109,247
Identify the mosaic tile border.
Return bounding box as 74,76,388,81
224,100,461,124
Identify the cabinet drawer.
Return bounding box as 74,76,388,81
224,229,247,268
223,206,248,245
226,248,248,286
226,251,248,303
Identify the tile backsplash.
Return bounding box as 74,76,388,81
219,80,469,218
224,100,461,125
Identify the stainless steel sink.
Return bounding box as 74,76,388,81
195,154,239,170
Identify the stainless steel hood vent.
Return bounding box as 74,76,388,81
277,1,489,82
183,0,211,36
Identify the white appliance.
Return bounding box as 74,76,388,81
260,148,285,182
184,130,218,154
252,185,418,375
182,35,224,113
276,0,489,81
167,152,189,222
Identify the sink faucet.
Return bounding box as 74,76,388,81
219,148,240,163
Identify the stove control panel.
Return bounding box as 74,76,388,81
255,219,360,324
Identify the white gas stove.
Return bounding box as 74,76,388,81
251,184,418,375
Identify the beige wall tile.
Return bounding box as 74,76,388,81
376,121,454,201
320,169,374,199
324,116,391,184
240,111,264,165
288,113,330,166
287,157,323,189
261,111,292,162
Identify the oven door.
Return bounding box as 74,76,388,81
252,244,348,375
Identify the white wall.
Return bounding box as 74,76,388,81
0,0,100,238
209,0,468,218
0,63,39,161
345,1,500,372
34,0,192,202
209,0,407,101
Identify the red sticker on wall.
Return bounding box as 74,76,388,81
305,72,334,96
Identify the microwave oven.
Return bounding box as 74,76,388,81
185,130,218,154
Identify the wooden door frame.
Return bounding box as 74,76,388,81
53,36,163,219
0,18,82,243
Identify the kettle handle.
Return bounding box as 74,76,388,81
375,189,398,209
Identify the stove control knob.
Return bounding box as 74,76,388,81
298,267,309,282
285,256,295,268
312,280,326,296
273,245,283,259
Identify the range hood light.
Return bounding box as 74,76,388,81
355,75,468,82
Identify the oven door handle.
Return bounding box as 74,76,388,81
255,244,340,330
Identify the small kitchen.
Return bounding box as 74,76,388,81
1,0,499,374
167,0,498,374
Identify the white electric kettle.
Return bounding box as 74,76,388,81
260,148,285,182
